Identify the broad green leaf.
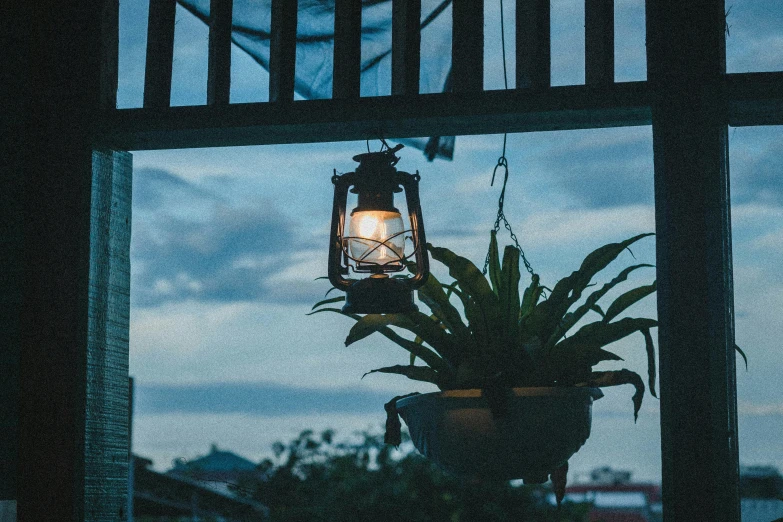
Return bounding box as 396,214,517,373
488,230,502,296
525,234,654,343
363,365,445,387
499,245,521,347
309,309,449,373
546,264,654,348
306,307,354,317
519,274,540,317
603,281,658,323
591,304,605,318
427,244,495,302
579,369,646,421
416,271,472,345
345,313,459,366
427,244,500,345
642,328,658,398
311,295,346,310
551,318,657,387
735,344,748,370
555,317,658,356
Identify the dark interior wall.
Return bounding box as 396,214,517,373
0,127,22,503
0,0,29,503
2,0,130,520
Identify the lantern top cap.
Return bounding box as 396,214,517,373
352,143,404,168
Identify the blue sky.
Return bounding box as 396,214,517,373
121,0,783,482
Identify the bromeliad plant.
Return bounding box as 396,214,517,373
313,231,661,419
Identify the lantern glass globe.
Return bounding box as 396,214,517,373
348,210,406,267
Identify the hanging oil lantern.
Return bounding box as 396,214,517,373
328,144,429,314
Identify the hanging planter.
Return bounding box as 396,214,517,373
396,387,603,483
315,221,660,487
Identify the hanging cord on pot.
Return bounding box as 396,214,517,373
482,0,535,277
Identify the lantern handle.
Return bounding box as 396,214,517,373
328,170,353,290
401,171,429,289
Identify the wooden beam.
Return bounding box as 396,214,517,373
646,1,739,520
451,0,484,92
207,0,234,106
727,71,783,127
144,0,177,108
99,81,651,150
585,0,614,85
516,0,550,89
391,0,421,96
332,0,362,99
269,0,298,102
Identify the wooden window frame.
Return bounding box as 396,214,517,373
4,0,783,520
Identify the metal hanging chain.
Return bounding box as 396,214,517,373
483,157,535,276
482,0,535,277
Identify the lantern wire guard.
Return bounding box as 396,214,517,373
328,143,429,314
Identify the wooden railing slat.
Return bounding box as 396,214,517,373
391,0,421,96
100,0,120,109
144,0,177,108
516,0,550,89
208,0,234,105
585,0,614,85
333,0,362,99
269,0,298,102
451,0,484,93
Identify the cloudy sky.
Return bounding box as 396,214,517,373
120,0,783,482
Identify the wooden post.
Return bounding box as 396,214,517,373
269,0,298,102
7,1,133,520
207,0,234,106
144,0,177,108
585,0,614,85
391,0,421,96
332,0,362,99
646,1,739,520
452,0,484,93
516,0,550,89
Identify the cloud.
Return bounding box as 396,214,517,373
726,2,783,73
133,382,397,416
732,136,783,206
538,130,655,208
131,168,319,307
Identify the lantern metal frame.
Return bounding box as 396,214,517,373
328,146,429,314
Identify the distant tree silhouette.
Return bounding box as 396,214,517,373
237,429,590,522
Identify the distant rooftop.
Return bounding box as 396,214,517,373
171,444,257,473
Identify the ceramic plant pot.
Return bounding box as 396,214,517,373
395,386,603,483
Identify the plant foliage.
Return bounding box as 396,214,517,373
237,429,590,522
313,232,663,419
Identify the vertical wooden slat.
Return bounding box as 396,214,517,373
100,0,120,109
391,0,421,96
269,0,298,102
333,0,362,99
585,0,614,85
646,0,738,520
208,0,233,105
451,0,484,93
144,0,177,108
516,0,550,89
